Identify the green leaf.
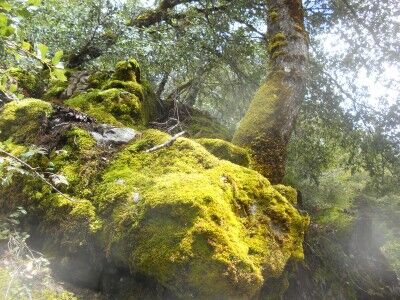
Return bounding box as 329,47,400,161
51,50,63,65
0,13,7,27
9,84,17,93
27,0,41,6
37,43,48,60
0,2,12,11
21,41,31,51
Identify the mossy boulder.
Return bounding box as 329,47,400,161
8,68,44,98
60,59,157,127
0,99,309,299
0,98,52,143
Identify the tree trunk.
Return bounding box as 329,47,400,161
233,0,308,183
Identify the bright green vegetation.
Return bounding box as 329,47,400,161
0,98,52,143
183,111,234,140
64,59,156,127
196,137,251,167
8,68,43,97
0,98,309,299
233,72,291,182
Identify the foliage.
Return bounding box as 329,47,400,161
0,0,66,104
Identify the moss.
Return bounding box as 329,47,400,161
196,138,251,167
66,88,143,127
65,59,157,127
233,72,292,182
87,70,113,89
8,67,42,97
268,10,279,22
268,32,288,56
114,58,141,82
183,110,233,140
0,99,52,143
273,184,297,206
95,129,309,298
0,100,309,298
43,80,68,100
103,80,144,100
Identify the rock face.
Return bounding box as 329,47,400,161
0,60,309,299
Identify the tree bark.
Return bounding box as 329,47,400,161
233,0,309,183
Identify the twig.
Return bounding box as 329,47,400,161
145,131,185,153
0,149,76,202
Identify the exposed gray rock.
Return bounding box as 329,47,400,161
62,71,90,99
90,124,138,146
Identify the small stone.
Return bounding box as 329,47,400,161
116,178,125,185
90,124,139,146
50,174,69,187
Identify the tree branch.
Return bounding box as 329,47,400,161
0,149,76,202
145,131,186,152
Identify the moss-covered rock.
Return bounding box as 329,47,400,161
0,99,52,143
64,59,157,127
196,138,251,167
43,80,69,100
0,99,309,299
8,68,43,98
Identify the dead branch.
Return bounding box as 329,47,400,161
0,149,76,202
145,131,185,153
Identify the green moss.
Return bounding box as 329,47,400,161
268,32,288,56
233,72,292,181
268,10,279,22
65,59,157,127
66,88,143,127
273,184,297,206
43,80,68,100
0,99,309,298
183,111,233,140
96,129,309,298
87,70,113,89
0,99,53,143
8,68,42,97
103,80,144,100
196,138,251,167
114,58,141,82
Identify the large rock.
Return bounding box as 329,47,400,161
0,96,308,299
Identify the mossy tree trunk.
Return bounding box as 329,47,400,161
233,0,308,183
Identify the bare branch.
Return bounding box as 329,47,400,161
145,131,185,153
0,149,76,202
